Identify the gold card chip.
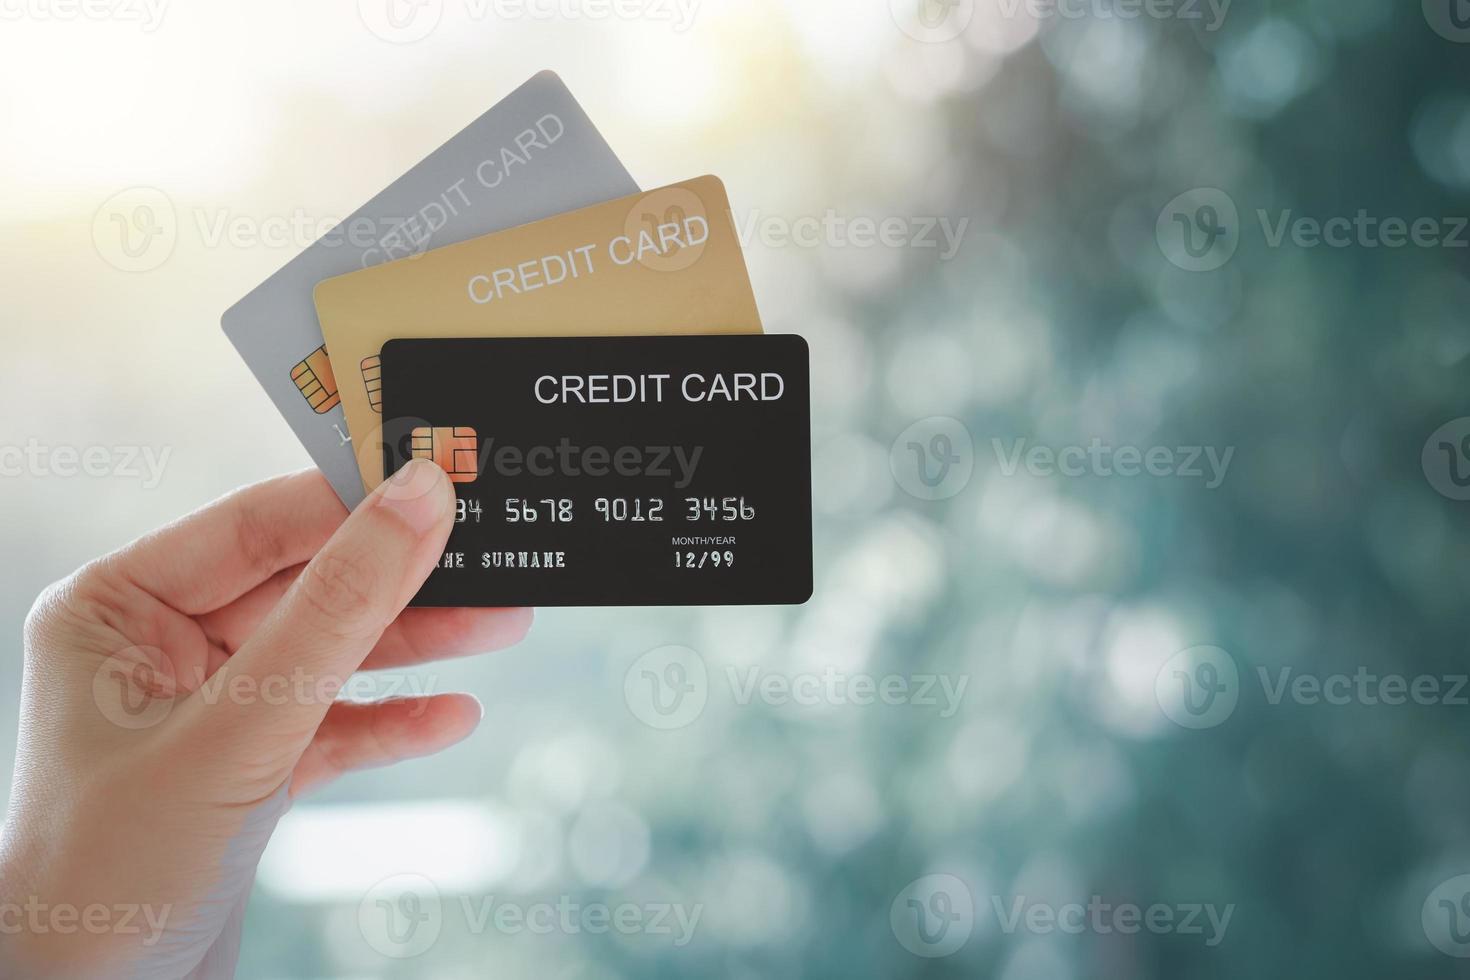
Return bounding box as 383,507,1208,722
361,355,384,414
289,345,340,414
410,426,480,483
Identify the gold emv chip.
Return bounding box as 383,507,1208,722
361,355,383,414
410,426,479,483
290,345,340,414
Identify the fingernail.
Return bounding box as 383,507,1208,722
377,458,450,534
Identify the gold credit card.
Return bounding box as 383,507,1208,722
313,175,764,494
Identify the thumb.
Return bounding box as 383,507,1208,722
193,458,455,744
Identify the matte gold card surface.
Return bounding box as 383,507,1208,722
313,175,763,494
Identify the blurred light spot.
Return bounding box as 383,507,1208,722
1050,20,1153,125
813,431,895,518
1005,493,1121,588
1154,263,1243,333
701,851,809,946
821,513,946,617
1411,96,1470,191
259,801,516,901
801,770,885,856
948,718,1029,805
784,0,893,84
568,801,651,888
1095,605,1193,737
615,32,726,127
967,2,1042,54
967,309,1052,405
807,315,875,418
1217,18,1322,119
885,329,975,418
507,732,623,813
884,38,975,103
999,942,1077,980
1051,737,1134,821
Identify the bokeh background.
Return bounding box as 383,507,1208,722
5,0,1470,976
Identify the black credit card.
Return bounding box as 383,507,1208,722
380,334,813,607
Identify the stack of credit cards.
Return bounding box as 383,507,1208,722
221,71,812,607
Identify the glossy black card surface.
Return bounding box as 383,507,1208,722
380,335,813,607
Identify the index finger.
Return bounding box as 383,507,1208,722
111,469,348,615
194,459,456,745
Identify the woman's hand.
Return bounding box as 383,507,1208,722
0,461,531,979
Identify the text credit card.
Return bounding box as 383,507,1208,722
381,335,812,607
